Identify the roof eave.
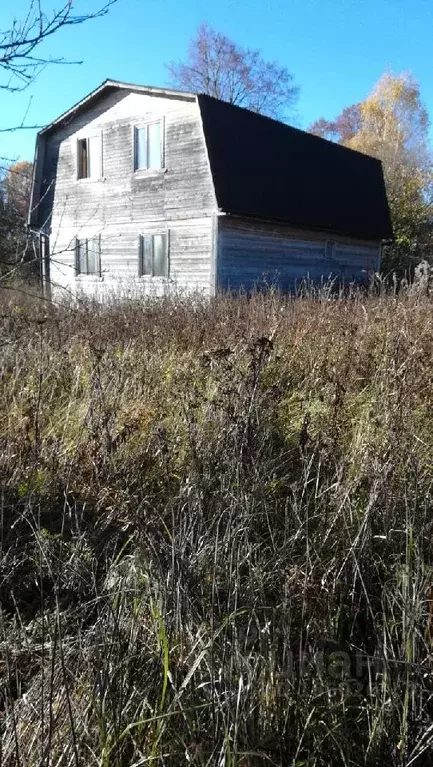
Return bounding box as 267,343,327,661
222,210,392,243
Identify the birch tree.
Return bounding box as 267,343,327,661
309,73,433,275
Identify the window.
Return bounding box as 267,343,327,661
134,122,162,171
77,135,101,179
139,234,168,277
326,240,336,260
75,236,101,276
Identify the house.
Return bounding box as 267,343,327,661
29,79,392,298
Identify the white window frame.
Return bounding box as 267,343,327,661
76,133,103,181
133,119,164,172
138,233,169,278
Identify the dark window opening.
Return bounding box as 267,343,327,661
77,136,101,179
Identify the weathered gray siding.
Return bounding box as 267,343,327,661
217,217,381,291
36,90,217,297
49,218,214,299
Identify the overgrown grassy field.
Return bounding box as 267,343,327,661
1,284,433,766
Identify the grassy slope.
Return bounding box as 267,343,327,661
1,287,433,766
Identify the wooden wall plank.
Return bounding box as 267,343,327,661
36,90,217,297
217,217,381,291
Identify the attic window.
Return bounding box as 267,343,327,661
77,136,101,179
134,122,162,171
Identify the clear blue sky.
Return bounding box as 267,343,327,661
1,0,433,163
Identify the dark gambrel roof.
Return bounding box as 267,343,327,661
197,94,393,241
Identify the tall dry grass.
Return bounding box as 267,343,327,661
1,282,433,766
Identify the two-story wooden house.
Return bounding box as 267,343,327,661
29,79,392,297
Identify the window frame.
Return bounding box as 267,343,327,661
76,133,103,181
75,235,102,278
138,232,169,278
133,119,164,173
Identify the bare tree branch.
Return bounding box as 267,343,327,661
0,2,119,292
0,1,117,92
167,23,299,123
